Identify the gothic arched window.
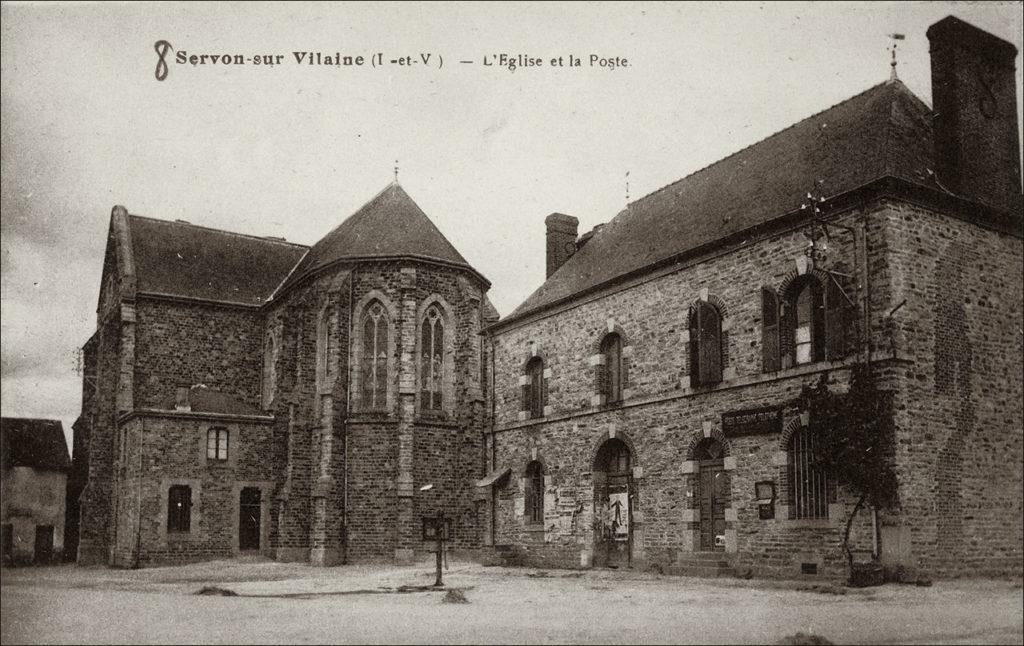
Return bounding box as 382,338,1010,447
361,301,389,411
262,333,276,409
420,305,445,411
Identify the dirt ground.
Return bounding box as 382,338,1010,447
1,557,1021,645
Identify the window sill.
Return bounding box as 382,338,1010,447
347,412,397,424
494,351,912,433
779,518,834,529
523,523,546,533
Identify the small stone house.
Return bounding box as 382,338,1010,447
479,16,1023,580
1,418,71,564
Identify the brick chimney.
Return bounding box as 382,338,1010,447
927,16,1022,214
545,213,579,278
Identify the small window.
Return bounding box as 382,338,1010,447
601,333,623,403
167,485,192,533
420,305,445,411
789,425,830,520
316,308,331,389
207,428,228,461
525,357,545,418
689,301,723,386
525,461,545,524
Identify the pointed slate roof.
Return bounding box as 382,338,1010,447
128,216,308,306
506,81,937,322
279,183,484,293
1,418,70,472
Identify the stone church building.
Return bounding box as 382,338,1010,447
73,183,497,567
72,16,1022,579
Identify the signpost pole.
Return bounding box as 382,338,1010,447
434,509,445,588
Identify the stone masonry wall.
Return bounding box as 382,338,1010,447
265,260,488,563
119,414,277,566
881,202,1023,577
133,299,264,410
488,203,904,579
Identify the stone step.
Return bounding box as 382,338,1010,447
666,564,737,578
676,551,734,563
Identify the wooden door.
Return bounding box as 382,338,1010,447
239,488,261,551
699,464,728,551
605,474,632,567
34,525,54,564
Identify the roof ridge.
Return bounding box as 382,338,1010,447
628,81,894,208
308,182,401,249
127,213,310,249
1,417,61,423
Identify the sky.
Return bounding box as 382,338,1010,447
2,1,1022,452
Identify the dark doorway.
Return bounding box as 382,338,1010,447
34,525,54,564
593,438,633,568
695,439,729,551
239,487,261,551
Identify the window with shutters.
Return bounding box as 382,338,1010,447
761,288,781,372
360,301,389,411
689,301,723,386
601,333,623,403
167,485,192,533
789,425,831,519
525,357,545,418
420,305,445,411
206,428,228,461
525,461,545,524
780,274,849,368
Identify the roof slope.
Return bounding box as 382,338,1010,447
129,216,308,306
1,418,70,472
280,183,479,292
508,81,935,320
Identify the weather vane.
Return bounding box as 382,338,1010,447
625,170,630,204
394,159,399,183
888,33,905,82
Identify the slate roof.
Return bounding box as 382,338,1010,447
1,418,71,472
506,81,936,321
159,387,264,416
280,183,483,292
128,216,308,306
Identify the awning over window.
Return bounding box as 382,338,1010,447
475,467,511,489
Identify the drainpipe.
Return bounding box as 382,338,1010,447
132,417,144,569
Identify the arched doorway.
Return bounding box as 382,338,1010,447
694,438,729,551
593,438,633,568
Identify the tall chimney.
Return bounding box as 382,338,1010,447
545,213,579,278
927,16,1022,214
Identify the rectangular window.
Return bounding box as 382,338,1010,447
167,485,192,533
207,428,228,461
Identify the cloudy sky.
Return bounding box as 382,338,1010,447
2,1,1021,451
